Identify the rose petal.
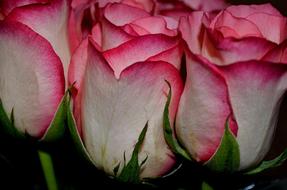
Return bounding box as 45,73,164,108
68,39,90,136
263,40,287,63
103,34,181,78
147,43,183,70
91,23,102,50
0,20,64,138
179,11,205,54
104,2,149,26
176,51,237,162
101,17,134,50
225,4,287,44
7,0,70,78
211,11,263,39
227,3,282,18
128,16,177,36
201,30,276,65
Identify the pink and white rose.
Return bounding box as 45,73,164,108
176,4,287,170
0,0,68,138
68,1,184,178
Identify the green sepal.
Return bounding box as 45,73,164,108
0,98,24,139
246,149,287,175
205,118,240,173
163,80,191,161
66,92,94,165
116,123,148,184
41,91,68,142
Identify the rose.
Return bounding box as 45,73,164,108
0,0,69,139
180,4,287,65
68,1,184,179
176,49,287,171
176,4,287,171
0,21,65,139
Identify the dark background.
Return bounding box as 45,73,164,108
1,0,287,189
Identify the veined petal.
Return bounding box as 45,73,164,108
0,20,65,138
176,50,237,163
7,0,70,78
220,60,287,169
103,34,181,78
80,40,183,178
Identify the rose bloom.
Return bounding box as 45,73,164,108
0,0,68,139
68,1,184,178
176,3,287,171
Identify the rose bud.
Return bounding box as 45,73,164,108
67,2,185,179
0,0,69,140
175,48,287,172
174,4,287,172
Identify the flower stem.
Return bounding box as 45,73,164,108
38,150,58,190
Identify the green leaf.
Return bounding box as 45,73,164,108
246,149,287,175
205,118,240,173
66,92,94,165
0,98,24,139
163,80,191,161
116,123,148,184
41,92,68,142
